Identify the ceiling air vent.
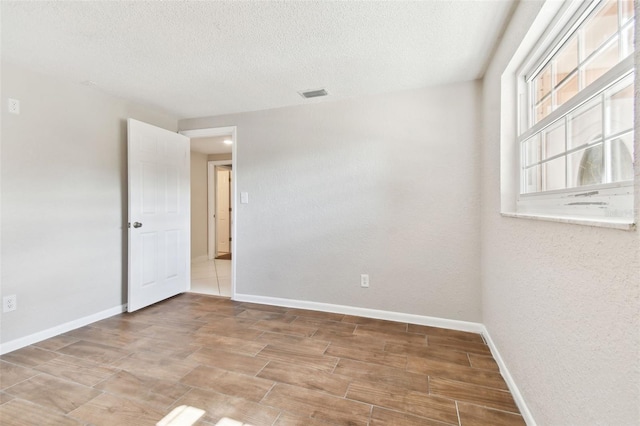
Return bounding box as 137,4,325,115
299,88,328,99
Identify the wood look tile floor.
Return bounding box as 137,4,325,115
0,294,525,426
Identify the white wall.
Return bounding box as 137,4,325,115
190,150,208,260
481,2,640,425
0,63,178,345
180,82,483,322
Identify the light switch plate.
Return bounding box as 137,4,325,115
240,192,249,204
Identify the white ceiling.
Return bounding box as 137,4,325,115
191,136,233,155
1,1,514,119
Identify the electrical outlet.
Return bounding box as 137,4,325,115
360,274,369,288
3,295,17,312
8,98,20,115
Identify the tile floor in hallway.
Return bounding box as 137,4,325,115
0,294,525,426
191,258,231,297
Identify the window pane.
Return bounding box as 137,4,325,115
568,144,604,187
582,0,619,58
555,36,578,83
535,65,552,103
543,157,566,191
621,0,634,24
523,165,541,193
583,39,619,86
523,134,541,166
609,134,634,182
535,96,552,123
569,97,602,149
544,121,565,159
621,23,634,59
557,73,579,106
606,76,633,135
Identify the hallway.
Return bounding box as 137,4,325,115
190,259,231,297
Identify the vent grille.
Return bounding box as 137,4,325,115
299,89,328,99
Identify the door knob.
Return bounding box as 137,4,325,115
133,222,143,228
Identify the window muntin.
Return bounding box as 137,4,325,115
520,0,634,197
528,0,634,127
521,73,634,194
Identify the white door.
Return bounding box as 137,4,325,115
216,167,231,254
127,119,190,312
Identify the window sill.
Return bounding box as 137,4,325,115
501,212,636,231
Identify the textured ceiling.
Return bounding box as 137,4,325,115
1,1,514,119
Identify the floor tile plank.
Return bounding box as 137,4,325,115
0,399,83,426
35,354,119,387
174,387,280,425
261,383,371,426
257,360,351,397
370,406,456,426
0,361,39,390
181,365,274,402
257,345,339,372
346,381,459,424
457,402,526,425
468,353,500,372
69,392,165,426
407,357,508,390
4,374,101,415
430,377,519,413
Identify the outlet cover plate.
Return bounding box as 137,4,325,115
3,295,17,312
8,99,20,115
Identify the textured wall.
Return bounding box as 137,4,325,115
1,63,178,344
181,82,483,321
481,2,640,424
190,150,208,260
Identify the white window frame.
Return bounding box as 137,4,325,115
511,0,636,227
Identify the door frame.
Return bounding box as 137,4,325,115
180,126,237,299
208,161,232,259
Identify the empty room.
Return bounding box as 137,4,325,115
1,1,638,425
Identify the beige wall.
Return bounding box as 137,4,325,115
208,153,231,161
190,151,208,260
0,62,178,344
181,81,483,322
480,2,640,424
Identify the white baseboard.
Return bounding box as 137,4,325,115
0,304,127,355
482,326,537,426
233,293,485,333
191,255,209,263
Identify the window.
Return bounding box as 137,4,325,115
516,0,635,223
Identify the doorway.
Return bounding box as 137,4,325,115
214,165,232,259
182,127,236,297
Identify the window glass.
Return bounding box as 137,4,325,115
555,36,578,83
544,121,566,159
523,165,542,194
621,23,634,57
536,97,553,123
535,65,552,103
557,74,579,107
568,144,604,187
543,157,566,190
583,39,619,86
606,76,633,135
582,0,618,58
609,135,634,182
523,134,541,166
621,0,634,24
569,98,602,150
